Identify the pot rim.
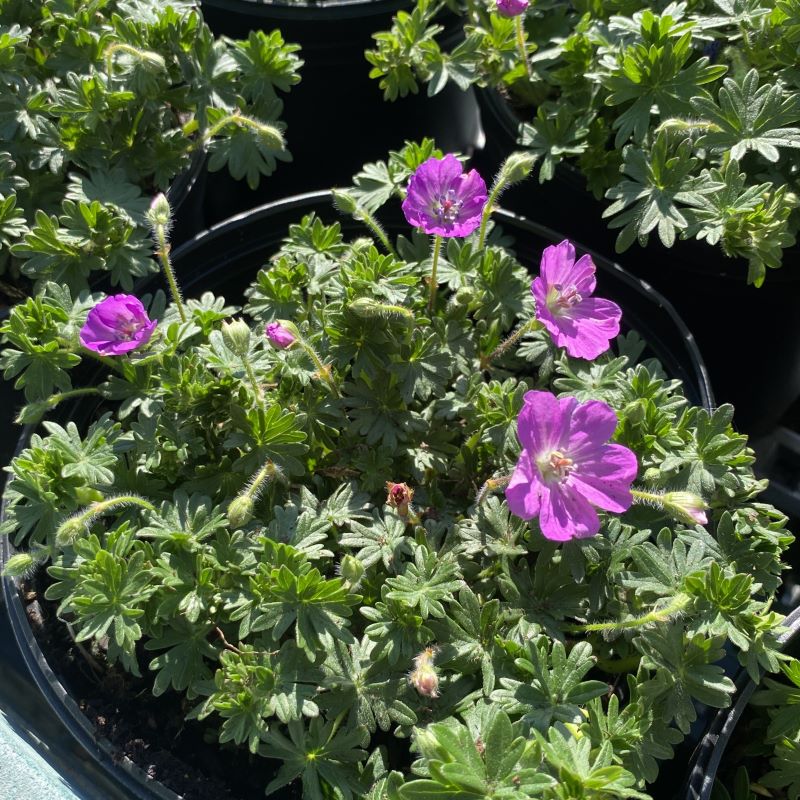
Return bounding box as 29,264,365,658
1,187,714,799
684,603,800,800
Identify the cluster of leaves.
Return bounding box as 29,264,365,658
0,0,302,294
711,657,800,799
0,143,794,799
367,0,800,284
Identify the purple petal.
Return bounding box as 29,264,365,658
570,443,638,512
539,484,600,541
568,400,620,453
539,241,577,288
517,390,576,454
545,297,622,360
569,254,597,296
505,450,542,520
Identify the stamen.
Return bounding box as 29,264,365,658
538,449,574,482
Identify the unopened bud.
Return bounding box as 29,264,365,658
147,193,171,229
339,554,364,588
664,491,708,526
221,319,252,358
331,189,359,215
227,495,255,528
386,481,414,517
55,515,87,547
409,646,439,698
265,321,296,350
348,298,414,323
498,151,538,186
3,552,37,578
453,287,476,306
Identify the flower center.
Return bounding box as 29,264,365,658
116,316,143,341
433,190,462,223
547,283,582,313
538,450,574,483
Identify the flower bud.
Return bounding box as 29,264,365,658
498,151,537,185
55,515,87,547
221,319,252,358
227,495,255,528
348,297,414,323
663,491,708,526
339,554,365,588
409,647,439,698
386,481,414,517
3,552,37,578
331,189,359,215
265,321,296,350
146,193,171,229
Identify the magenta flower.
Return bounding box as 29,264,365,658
79,295,156,356
266,321,296,349
496,0,529,16
532,240,622,360
402,154,488,238
506,391,638,541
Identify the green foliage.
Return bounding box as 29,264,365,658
0,145,792,798
0,0,301,289
367,1,800,280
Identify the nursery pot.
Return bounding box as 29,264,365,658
684,604,800,800
198,0,481,223
1,191,713,799
475,87,800,436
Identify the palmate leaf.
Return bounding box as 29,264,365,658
490,639,608,732
145,619,218,697
340,509,412,571
536,727,651,800
384,545,464,619
320,637,417,735
261,718,369,800
191,641,322,753
226,403,308,476
387,329,453,403
602,11,727,146
603,133,700,251
205,106,291,190
401,707,555,800
692,69,800,162
635,625,736,732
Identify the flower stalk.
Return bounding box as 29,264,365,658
480,317,542,369
56,495,156,546
564,594,691,633
147,194,187,323
477,152,537,249
427,235,443,314
227,460,285,528
514,17,533,82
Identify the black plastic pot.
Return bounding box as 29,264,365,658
1,191,713,799
198,0,481,224
165,151,208,248
475,86,800,437
684,604,800,800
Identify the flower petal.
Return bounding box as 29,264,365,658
539,484,600,541
539,240,576,287
505,450,542,520
517,390,576,453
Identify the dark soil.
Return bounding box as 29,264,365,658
21,570,304,800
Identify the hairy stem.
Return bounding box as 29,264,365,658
427,235,443,314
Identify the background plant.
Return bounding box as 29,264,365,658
367,0,800,284
0,142,794,799
0,0,302,298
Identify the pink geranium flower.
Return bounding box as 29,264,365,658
402,154,487,238
532,240,622,360
79,295,156,356
506,391,638,541
496,0,529,16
